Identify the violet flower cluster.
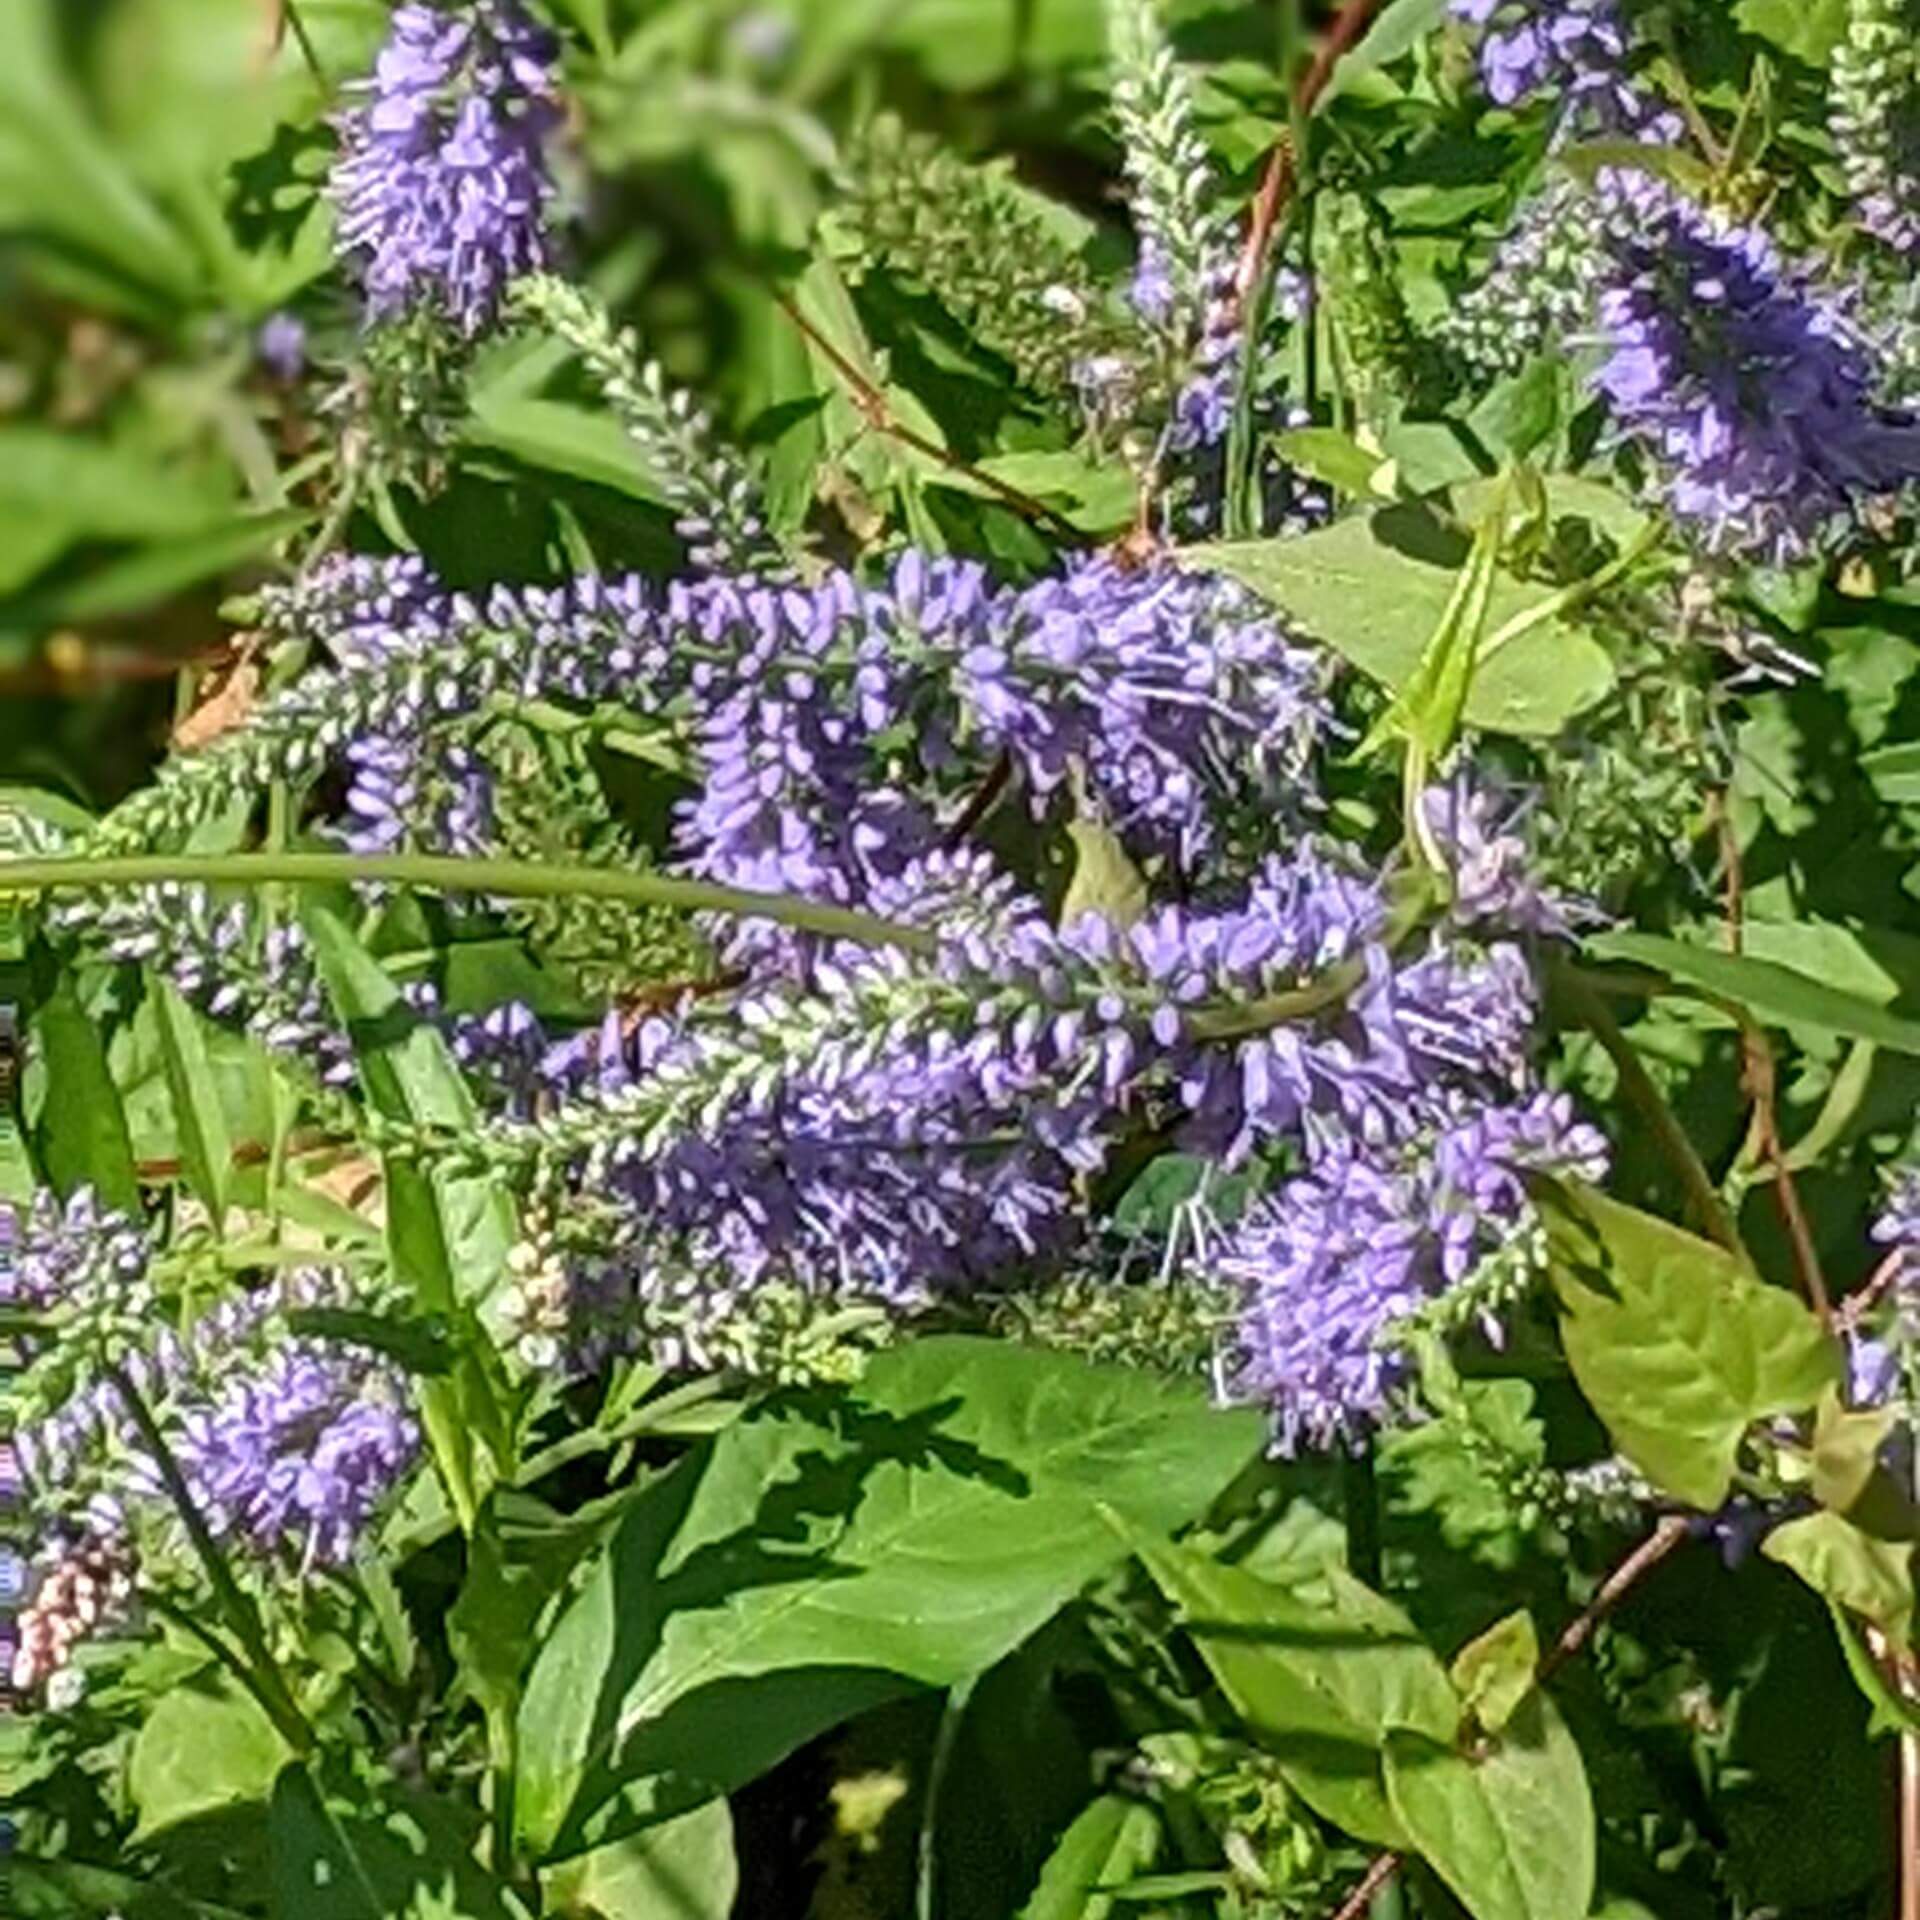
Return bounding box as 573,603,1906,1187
48,515,1608,1453
1590,176,1920,555
333,0,561,335
4,1190,419,1693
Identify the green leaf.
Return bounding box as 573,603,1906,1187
28,973,140,1213
1061,815,1150,932
448,1496,573,1721
1273,428,1392,498
0,428,232,541
24,510,309,624
1015,1796,1161,1920
1130,1532,1458,1847
1556,140,1717,196
1383,1692,1595,1920
1828,1602,1920,1737
1540,1181,1839,1509
268,1766,518,1920
1764,1512,1916,1641
515,1337,1261,1858
1585,930,1920,1055
304,905,517,1532
129,1672,290,1840
13,1857,254,1920
548,0,614,56
147,974,234,1222
1189,506,1614,738
1732,0,1848,65
543,1801,738,1920
972,451,1134,533
285,1307,456,1377
1364,475,1508,757
1451,1612,1539,1736
0,0,201,302
464,396,677,504
1318,0,1450,105
1811,1388,1899,1516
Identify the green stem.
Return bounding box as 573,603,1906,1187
1475,516,1664,668
1549,957,1745,1257
0,851,936,954
103,1364,316,1756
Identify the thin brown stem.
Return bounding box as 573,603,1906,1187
1230,0,1384,320
1321,1514,1691,1918
1716,805,1832,1324
1549,957,1744,1256
1838,1250,1906,1336
1535,1514,1692,1687
774,295,1084,539
1328,1850,1400,1920
941,751,1015,852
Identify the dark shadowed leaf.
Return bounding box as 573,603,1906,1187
1129,1530,1457,1847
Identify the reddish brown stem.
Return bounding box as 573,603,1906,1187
773,295,1084,539
1320,1515,1691,1919
1328,1850,1399,1920
1231,0,1385,318
1535,1514,1692,1686
1717,804,1832,1326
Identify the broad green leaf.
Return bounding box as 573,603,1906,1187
1015,1796,1161,1920
1732,0,1848,64
1540,1181,1839,1508
27,974,140,1213
267,1766,517,1920
13,1857,254,1919
543,1801,738,1920
973,451,1134,533
1061,815,1149,932
515,1338,1261,1858
1383,1692,1595,1920
1450,474,1651,552
1190,507,1614,737
129,1672,290,1841
1764,1512,1915,1641
1465,361,1562,463
1131,1532,1457,1847
147,975,234,1223
1585,930,1920,1055
1451,1612,1539,1736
